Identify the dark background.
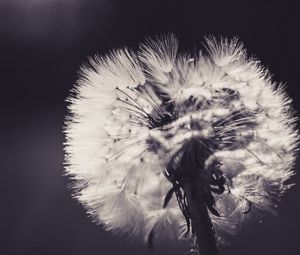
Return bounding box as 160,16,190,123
1,0,300,254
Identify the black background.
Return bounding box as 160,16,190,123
1,0,300,254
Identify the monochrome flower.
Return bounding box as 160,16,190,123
64,34,299,251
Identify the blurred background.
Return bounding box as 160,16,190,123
1,0,299,254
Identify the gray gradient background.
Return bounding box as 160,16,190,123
1,0,300,254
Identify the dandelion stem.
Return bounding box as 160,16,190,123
183,178,219,255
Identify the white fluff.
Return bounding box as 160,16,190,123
64,34,299,245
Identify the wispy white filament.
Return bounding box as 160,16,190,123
64,34,299,246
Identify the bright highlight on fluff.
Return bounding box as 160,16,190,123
64,34,299,249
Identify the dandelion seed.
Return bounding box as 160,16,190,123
64,34,299,254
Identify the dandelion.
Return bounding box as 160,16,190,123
64,34,299,254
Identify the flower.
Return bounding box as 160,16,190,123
64,34,299,249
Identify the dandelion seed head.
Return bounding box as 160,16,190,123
64,34,299,245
